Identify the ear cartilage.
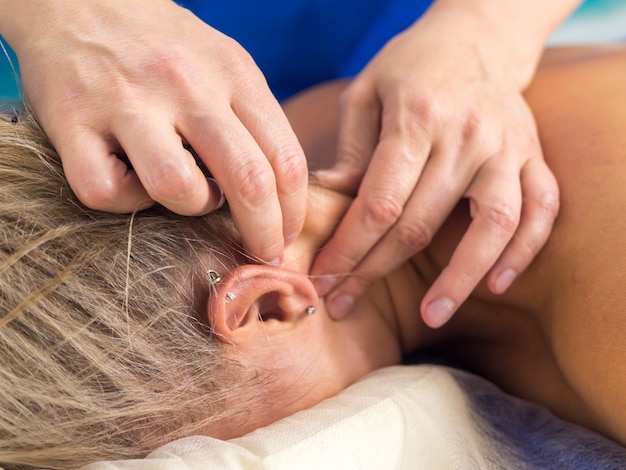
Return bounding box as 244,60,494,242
225,292,236,304
206,269,222,285
306,306,316,315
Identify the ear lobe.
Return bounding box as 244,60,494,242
206,265,319,344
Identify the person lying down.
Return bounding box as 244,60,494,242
1,45,626,469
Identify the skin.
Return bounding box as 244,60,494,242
0,0,580,320
310,0,581,324
0,0,308,265
211,47,626,446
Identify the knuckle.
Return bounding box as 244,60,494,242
274,147,308,189
140,48,199,94
482,198,519,234
535,190,560,219
74,179,119,211
406,94,436,126
218,38,263,83
362,193,403,229
145,162,196,203
394,219,433,253
514,234,541,263
383,96,437,148
460,110,484,143
232,161,275,205
511,192,560,263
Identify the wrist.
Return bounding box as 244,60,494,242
420,1,550,90
0,1,56,51
0,1,21,46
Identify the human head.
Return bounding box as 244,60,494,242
0,112,259,468
0,113,403,469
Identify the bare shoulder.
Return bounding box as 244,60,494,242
519,45,626,445
449,46,626,444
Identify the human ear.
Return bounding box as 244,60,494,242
205,265,320,344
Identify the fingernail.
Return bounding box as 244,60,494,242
206,177,225,209
328,294,355,320
424,298,456,328
311,169,330,180
269,257,281,267
314,275,337,296
494,268,516,294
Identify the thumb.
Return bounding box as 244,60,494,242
312,161,364,196
313,83,381,196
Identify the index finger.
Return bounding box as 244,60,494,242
184,112,288,264
232,84,309,248
311,124,432,295
312,93,431,295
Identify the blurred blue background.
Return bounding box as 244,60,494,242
550,0,626,45
0,38,19,105
1,0,625,105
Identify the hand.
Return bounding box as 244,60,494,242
2,0,307,264
310,8,559,327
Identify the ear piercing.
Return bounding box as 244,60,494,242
206,268,315,313
205,269,235,303
206,269,221,285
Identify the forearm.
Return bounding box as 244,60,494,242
0,0,21,46
421,0,583,88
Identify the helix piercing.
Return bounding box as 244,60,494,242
206,269,221,285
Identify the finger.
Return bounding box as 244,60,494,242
421,164,522,328
231,86,309,245
311,108,433,299
57,129,154,213
485,157,559,294
114,115,220,216
314,80,381,196
183,111,284,264
321,146,464,319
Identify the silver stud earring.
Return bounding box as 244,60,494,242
306,306,316,315
206,269,222,285
225,292,236,304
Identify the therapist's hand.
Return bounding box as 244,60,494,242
0,0,307,264
310,5,559,327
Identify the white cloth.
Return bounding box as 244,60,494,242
83,365,626,470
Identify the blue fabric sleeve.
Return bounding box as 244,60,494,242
176,0,433,100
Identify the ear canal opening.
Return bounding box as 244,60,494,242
258,311,282,322
257,291,286,323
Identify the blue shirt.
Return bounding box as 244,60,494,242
176,0,433,100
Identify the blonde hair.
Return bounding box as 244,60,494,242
0,113,257,469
